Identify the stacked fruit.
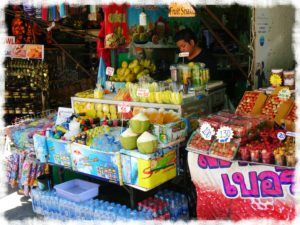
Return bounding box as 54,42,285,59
109,59,156,82
209,140,240,160
75,90,94,98
236,92,260,114
261,95,283,119
188,132,214,153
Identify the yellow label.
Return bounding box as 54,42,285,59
270,74,282,87
168,3,196,17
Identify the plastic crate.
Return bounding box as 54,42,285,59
54,179,99,202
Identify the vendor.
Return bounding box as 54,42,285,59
175,28,217,80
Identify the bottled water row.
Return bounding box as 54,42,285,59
155,189,189,221
31,189,153,221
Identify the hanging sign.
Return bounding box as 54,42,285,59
118,102,131,113
106,67,115,76
199,123,215,141
278,88,291,101
216,126,233,143
168,3,196,17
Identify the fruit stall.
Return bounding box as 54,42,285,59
186,85,296,221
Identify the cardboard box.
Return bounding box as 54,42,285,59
236,91,267,115
280,102,295,131
70,143,122,185
151,119,187,145
120,147,177,190
274,99,293,125
46,138,72,168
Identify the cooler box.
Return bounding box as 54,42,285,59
120,146,177,190
47,138,72,168
33,134,48,163
70,143,123,185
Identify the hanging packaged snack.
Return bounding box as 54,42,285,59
103,4,129,48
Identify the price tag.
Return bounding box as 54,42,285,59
277,132,286,141
179,52,189,57
118,103,131,113
106,67,115,76
278,88,291,101
199,123,215,140
216,126,233,143
137,88,150,98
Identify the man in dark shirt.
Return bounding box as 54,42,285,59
175,28,217,80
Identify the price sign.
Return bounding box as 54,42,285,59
106,67,115,76
277,132,286,141
118,103,131,113
278,88,291,101
179,52,189,57
216,126,234,143
137,88,150,98
199,123,215,140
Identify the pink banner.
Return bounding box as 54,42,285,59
188,152,295,221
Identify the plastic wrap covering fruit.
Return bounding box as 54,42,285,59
187,131,214,154
209,139,240,160
223,121,249,138
236,91,260,114
198,116,227,130
217,110,237,119
261,95,283,119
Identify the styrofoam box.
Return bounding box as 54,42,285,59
54,179,99,202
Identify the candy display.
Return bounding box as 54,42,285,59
187,131,213,153
209,139,240,160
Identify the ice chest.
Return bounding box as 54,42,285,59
54,179,99,202
46,138,72,168
70,143,123,185
120,146,177,190
151,119,187,145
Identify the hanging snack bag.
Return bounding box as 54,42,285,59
103,4,128,48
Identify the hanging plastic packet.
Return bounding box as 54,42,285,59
97,57,106,89
59,3,67,18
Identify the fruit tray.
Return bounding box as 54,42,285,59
187,131,214,154
209,138,241,161
236,91,267,115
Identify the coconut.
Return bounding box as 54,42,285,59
120,128,139,150
137,131,158,154
129,113,150,134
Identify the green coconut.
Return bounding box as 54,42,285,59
137,131,158,154
129,113,150,134
120,128,139,150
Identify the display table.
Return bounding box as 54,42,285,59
187,151,296,221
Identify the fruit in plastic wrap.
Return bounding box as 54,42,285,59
210,139,240,160
236,91,260,114
120,128,138,150
137,131,158,154
188,132,213,153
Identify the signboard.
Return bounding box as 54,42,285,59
216,126,233,143
188,152,295,220
278,88,291,101
168,3,196,17
118,102,131,113
199,123,215,141
5,44,44,60
2,36,15,44
179,52,189,58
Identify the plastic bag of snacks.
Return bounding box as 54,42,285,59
103,4,128,48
